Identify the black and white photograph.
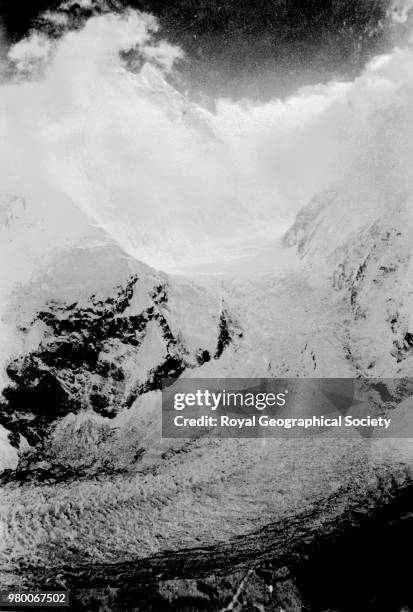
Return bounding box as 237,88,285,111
1,1,413,610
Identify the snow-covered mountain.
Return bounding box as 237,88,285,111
0,190,244,477
284,186,413,377
1,174,413,603
1,4,413,608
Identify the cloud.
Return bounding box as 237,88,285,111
0,2,413,279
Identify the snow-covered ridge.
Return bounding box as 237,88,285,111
284,186,413,377
0,222,243,476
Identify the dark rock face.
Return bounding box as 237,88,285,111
0,263,241,472
214,310,243,360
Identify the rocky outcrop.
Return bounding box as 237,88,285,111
0,241,242,478
283,189,413,377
